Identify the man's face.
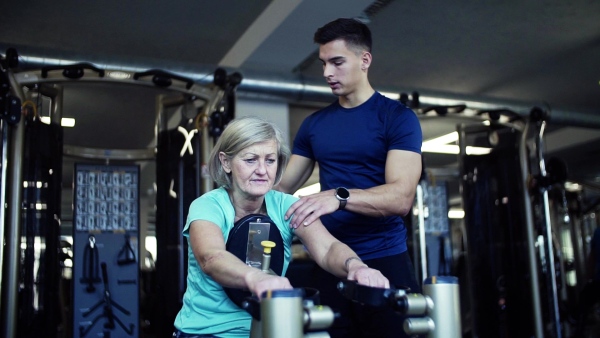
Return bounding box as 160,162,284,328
319,39,365,97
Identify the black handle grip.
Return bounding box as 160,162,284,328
133,69,195,89
41,62,105,79
101,262,108,284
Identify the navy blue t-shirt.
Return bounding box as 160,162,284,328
293,92,422,260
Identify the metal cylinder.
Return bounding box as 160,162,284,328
401,293,433,316
404,317,435,334
261,253,272,273
303,305,335,331
422,276,462,338
261,289,304,338
249,318,262,338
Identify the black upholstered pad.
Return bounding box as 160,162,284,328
224,214,285,308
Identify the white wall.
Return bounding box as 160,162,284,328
236,98,290,147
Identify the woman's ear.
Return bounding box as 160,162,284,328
219,152,231,173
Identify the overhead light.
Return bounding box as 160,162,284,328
421,131,491,155
106,70,131,80
422,144,460,154
421,144,491,155
564,181,582,192
107,70,131,79
448,208,465,219
425,131,459,145
40,116,76,127
465,146,492,155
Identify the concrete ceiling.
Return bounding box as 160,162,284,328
1,0,600,214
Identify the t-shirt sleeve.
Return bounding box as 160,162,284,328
182,195,226,238
292,115,315,160
267,190,299,234
388,106,423,154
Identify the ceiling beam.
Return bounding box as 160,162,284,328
219,0,303,68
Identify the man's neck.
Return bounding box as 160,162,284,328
339,84,375,108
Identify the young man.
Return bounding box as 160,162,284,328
277,18,423,338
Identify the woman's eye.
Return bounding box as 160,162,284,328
266,159,276,165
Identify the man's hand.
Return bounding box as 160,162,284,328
285,189,339,229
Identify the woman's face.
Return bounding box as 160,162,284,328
221,139,279,199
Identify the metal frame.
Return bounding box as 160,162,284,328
0,65,224,338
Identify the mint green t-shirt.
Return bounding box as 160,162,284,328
173,187,298,337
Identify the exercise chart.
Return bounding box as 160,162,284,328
72,163,140,338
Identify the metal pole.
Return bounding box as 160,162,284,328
416,184,428,282
519,120,545,338
1,70,26,338
201,119,212,194
200,87,223,195
456,123,480,337
0,119,8,307
536,120,563,337
423,276,462,338
17,55,600,129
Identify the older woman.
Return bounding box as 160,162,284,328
173,116,389,338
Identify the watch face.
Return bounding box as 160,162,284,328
336,187,349,199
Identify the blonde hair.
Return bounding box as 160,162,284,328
208,116,290,189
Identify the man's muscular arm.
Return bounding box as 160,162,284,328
285,150,422,228
275,154,315,194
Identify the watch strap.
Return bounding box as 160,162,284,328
335,187,349,210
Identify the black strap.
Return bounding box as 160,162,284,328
80,235,101,292
117,234,136,265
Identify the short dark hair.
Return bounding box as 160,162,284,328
313,18,372,53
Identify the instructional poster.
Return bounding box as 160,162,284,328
72,163,140,338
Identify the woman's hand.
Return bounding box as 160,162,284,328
245,269,293,299
347,260,390,289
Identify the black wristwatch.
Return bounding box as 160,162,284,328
335,187,350,210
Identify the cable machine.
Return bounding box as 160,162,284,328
0,48,234,338
153,67,241,337
457,107,569,338
402,90,587,337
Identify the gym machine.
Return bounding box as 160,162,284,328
154,67,242,336
0,47,234,338
338,276,462,338
459,106,569,337
1,48,63,338
238,241,335,338
231,227,461,337
524,107,569,338
412,168,453,283
243,275,462,337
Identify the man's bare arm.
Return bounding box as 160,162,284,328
275,154,315,194
285,150,422,228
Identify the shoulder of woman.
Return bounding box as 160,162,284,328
268,189,298,202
